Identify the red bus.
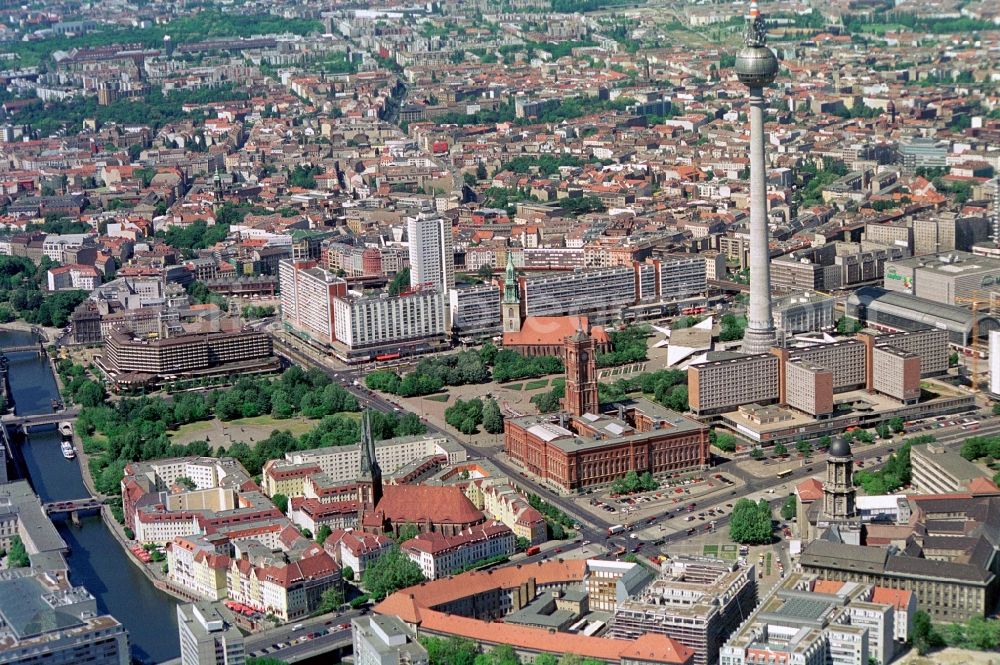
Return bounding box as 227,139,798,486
375,352,401,361
526,545,541,556
681,306,705,316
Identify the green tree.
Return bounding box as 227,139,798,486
729,498,773,544
388,268,411,296
362,545,425,601
314,584,345,614
7,535,29,567
420,636,478,665
316,524,332,545
949,351,959,367
781,495,797,521
713,431,738,453
272,493,288,514
394,523,420,543
247,658,290,665
796,439,812,456
73,380,105,408
888,417,905,433
482,397,504,434
750,447,764,460
342,566,354,582
773,441,787,457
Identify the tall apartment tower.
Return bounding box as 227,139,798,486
563,326,599,417
407,213,455,293
736,1,779,354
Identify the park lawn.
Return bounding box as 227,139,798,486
551,378,565,389
702,544,719,557
169,419,214,439
524,379,549,391
765,552,772,576
425,393,450,403
503,383,523,391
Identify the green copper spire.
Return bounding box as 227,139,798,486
502,251,519,304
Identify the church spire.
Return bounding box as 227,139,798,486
357,410,383,514
502,251,519,304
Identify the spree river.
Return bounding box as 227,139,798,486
4,330,180,664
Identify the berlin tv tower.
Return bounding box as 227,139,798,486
736,1,779,354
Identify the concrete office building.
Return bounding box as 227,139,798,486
911,214,991,257
784,360,834,417
100,327,277,386
352,615,429,665
611,558,758,665
910,441,991,495
523,266,638,318
449,283,501,340
177,602,245,665
278,258,348,346
331,288,447,360
773,292,835,335
688,354,780,416
689,329,948,417
0,573,130,665
720,572,897,665
883,251,1000,305
871,346,921,404
407,213,454,292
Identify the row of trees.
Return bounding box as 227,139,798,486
853,436,927,496
420,637,604,665
610,470,657,496
55,360,105,407
913,609,1000,655
527,493,575,540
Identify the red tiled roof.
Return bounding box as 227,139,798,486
375,485,484,526
375,559,691,664
796,478,823,502
872,587,913,610
503,316,610,348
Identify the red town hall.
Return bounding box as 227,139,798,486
504,325,709,492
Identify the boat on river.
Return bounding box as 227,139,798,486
61,439,76,459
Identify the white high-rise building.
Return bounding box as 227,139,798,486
406,213,454,293
177,602,245,665
990,330,1000,395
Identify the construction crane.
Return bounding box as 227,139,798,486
953,291,990,392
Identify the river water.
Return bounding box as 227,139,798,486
3,330,180,664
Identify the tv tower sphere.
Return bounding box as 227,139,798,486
735,2,778,89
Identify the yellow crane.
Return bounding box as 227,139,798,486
953,291,990,392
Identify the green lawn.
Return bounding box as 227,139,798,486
702,544,719,557
551,378,565,389
503,383,523,391
425,393,450,403
720,544,738,561
765,552,773,576
524,379,549,391
168,414,336,443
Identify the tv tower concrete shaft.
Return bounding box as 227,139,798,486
736,1,779,354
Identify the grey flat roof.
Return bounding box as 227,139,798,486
912,443,987,483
